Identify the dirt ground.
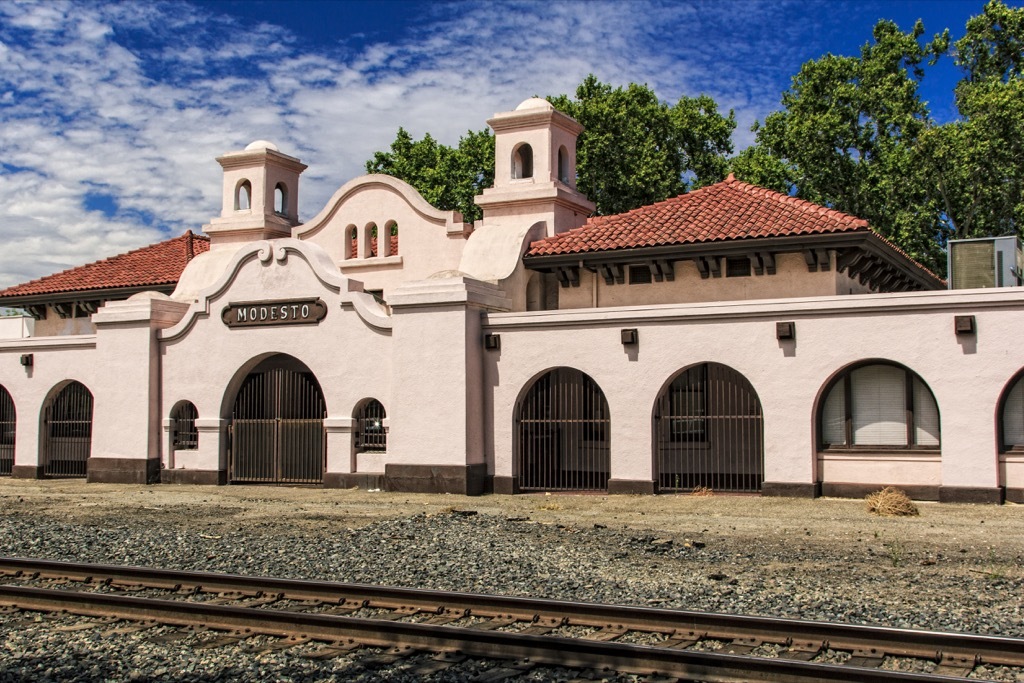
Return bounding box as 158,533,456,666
1,478,1021,560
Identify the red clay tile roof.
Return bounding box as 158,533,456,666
526,175,870,257
0,231,210,300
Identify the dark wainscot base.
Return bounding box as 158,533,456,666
938,486,1004,504
1005,488,1024,504
160,469,227,486
608,479,656,495
819,482,939,501
323,473,385,490
761,481,821,498
87,458,160,485
10,465,43,479
383,464,487,496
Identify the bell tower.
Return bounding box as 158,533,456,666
205,140,308,249
475,98,594,236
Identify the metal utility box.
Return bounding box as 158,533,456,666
947,236,1023,289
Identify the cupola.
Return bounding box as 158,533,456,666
204,141,308,249
475,98,594,237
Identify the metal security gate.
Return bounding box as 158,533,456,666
355,399,387,453
655,363,763,492
229,368,325,484
0,386,14,476
43,381,93,478
517,368,610,491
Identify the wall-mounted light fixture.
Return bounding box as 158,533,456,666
776,321,796,340
19,354,33,367
954,315,976,336
484,333,501,350
621,328,638,345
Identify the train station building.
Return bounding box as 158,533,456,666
1,97,1023,503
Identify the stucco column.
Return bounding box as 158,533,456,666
387,276,509,495
89,296,189,484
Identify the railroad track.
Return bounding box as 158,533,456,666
0,556,1020,682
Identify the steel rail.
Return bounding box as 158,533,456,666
0,584,976,683
0,557,1020,680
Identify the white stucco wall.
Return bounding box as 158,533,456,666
158,239,394,476
484,288,1024,493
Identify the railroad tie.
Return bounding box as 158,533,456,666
843,647,886,668
54,616,118,632
300,639,361,660
580,624,628,641
722,636,763,655
932,653,976,677
778,639,823,660
467,616,517,631
661,630,705,649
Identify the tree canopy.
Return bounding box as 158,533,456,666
733,0,1024,274
548,75,735,215
365,127,494,223
368,2,1024,276
731,19,950,270
366,76,734,221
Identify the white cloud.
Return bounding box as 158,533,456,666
0,0,830,289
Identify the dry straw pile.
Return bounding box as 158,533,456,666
865,486,919,516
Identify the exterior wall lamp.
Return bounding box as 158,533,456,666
621,328,638,345
484,333,501,350
776,322,796,340
954,315,976,336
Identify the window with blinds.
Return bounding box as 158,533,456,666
820,364,940,448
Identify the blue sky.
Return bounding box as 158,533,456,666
0,0,1014,288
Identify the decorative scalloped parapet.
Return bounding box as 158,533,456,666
293,174,469,241
159,238,391,342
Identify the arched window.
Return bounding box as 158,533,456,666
0,384,14,476
1001,372,1024,449
517,368,609,491
355,399,387,453
512,143,533,179
171,402,198,451
348,225,358,259
384,220,398,257
235,179,252,211
274,183,287,215
819,363,939,448
557,145,569,184
367,222,379,258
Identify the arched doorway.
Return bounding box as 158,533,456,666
42,381,93,478
516,367,610,492
654,363,763,492
0,385,14,476
228,356,326,484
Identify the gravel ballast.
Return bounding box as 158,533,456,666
0,479,1022,681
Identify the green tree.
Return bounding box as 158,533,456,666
731,20,949,271
367,76,736,221
548,75,735,215
924,0,1024,239
366,127,494,223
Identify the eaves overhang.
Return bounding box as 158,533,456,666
523,231,944,292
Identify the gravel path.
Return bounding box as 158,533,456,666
1,479,1023,681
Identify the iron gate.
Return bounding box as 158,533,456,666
517,368,610,492
654,363,763,492
43,381,93,478
229,368,325,484
0,385,13,476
